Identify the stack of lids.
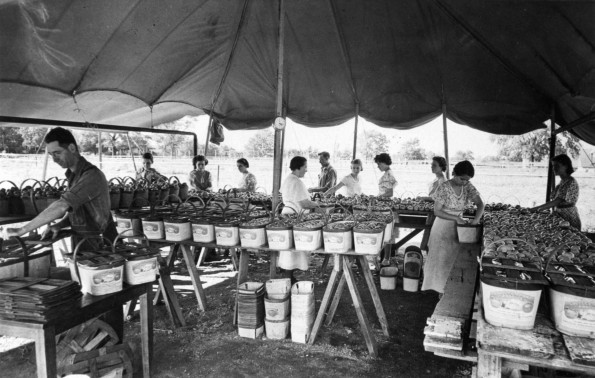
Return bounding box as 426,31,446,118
0,277,82,322
237,282,265,329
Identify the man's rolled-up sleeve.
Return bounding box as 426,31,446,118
61,170,103,210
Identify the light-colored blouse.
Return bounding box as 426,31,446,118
431,181,479,213
378,168,397,197
340,174,362,197
428,176,447,197
280,173,309,214
238,172,257,192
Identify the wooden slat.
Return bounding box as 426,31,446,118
433,243,480,320
564,334,595,366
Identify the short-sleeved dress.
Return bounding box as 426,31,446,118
189,170,212,191
552,177,581,230
238,172,257,192
421,180,480,293
378,169,397,197
428,176,447,197
339,174,362,197
279,173,311,270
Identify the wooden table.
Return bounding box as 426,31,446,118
0,283,153,378
391,209,435,252
476,291,595,377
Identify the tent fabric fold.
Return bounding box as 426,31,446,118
0,0,593,144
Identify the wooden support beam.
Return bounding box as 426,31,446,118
553,110,595,135
546,107,556,202
442,104,450,179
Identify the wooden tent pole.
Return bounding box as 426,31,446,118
126,133,138,173
271,0,286,212
352,103,359,160
442,104,450,179
204,114,213,156
546,107,556,202
41,149,49,182
98,131,103,170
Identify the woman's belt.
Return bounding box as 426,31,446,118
556,203,575,209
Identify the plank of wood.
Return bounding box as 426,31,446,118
478,319,555,359
423,335,463,351
563,335,595,366
424,323,462,339
433,243,481,320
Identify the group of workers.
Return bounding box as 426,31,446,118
4,127,582,295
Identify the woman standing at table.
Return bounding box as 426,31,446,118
374,153,397,198
324,159,363,197
422,160,485,294
418,156,447,201
279,156,319,282
188,155,212,192
232,158,257,193
532,154,581,230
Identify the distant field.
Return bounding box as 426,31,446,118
2,154,594,231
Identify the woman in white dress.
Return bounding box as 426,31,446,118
279,156,319,281
418,156,447,201
324,159,363,197
421,161,485,294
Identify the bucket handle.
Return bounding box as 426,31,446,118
112,228,150,251
72,234,114,285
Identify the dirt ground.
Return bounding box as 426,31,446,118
0,252,473,378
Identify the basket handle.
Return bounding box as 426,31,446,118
168,176,180,185
72,234,114,284
0,180,19,191
543,242,576,273
112,228,150,250
109,177,123,186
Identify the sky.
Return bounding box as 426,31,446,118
186,114,500,158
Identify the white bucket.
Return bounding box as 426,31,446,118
323,229,353,253
293,229,322,251
266,278,292,299
291,324,312,344
549,287,595,338
192,223,215,243
265,318,289,340
380,267,398,290
124,257,158,285
164,219,192,242
238,325,264,339
403,277,419,292
265,295,290,320
239,227,267,248
215,225,240,246
353,230,384,254
142,220,164,240
457,224,482,244
481,279,543,330
115,216,142,237
266,229,293,250
77,262,124,296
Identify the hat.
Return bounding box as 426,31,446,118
318,151,330,159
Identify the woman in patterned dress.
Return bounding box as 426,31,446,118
374,153,397,197
188,155,212,192
422,160,485,294
233,158,257,193
418,156,447,202
532,154,581,230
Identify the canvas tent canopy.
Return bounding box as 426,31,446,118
0,0,594,145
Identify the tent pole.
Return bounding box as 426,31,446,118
352,103,359,160
126,133,137,173
546,107,556,202
204,115,213,156
271,0,286,212
98,131,103,170
41,149,49,182
442,104,450,179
